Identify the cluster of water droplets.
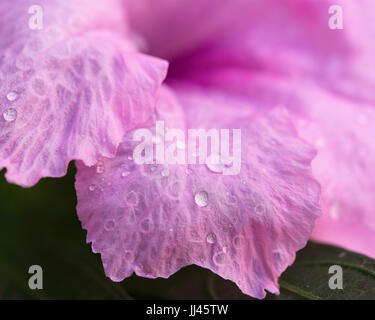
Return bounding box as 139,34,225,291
3,91,19,122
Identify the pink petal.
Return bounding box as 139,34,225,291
293,83,375,258
166,1,375,103
0,0,168,187
75,85,321,299
124,0,248,59
186,66,375,258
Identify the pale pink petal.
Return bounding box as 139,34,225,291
75,86,321,299
184,66,375,258
292,83,375,258
0,0,168,187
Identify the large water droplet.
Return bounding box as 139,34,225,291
6,91,18,102
3,108,17,122
195,191,208,207
206,233,216,244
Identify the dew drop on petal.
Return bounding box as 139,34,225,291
206,233,216,244
126,191,139,206
6,91,18,101
206,154,224,173
225,192,237,206
3,108,17,122
124,250,134,263
254,204,265,214
121,171,130,178
233,235,245,248
213,252,226,265
140,218,153,233
104,219,116,231
88,184,96,192
195,191,208,207
161,168,170,177
96,163,105,174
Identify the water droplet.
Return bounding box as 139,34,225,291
126,191,139,206
206,233,216,244
124,250,134,262
206,154,224,173
195,191,208,207
96,163,105,174
104,219,116,231
6,91,18,101
161,168,170,177
88,184,96,192
213,252,226,265
168,182,181,198
233,235,245,248
222,246,228,253
127,156,133,161
121,171,130,178
140,218,153,233
225,192,237,206
254,204,265,214
3,108,17,122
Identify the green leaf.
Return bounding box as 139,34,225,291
0,165,374,299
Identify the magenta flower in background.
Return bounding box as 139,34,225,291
0,0,374,299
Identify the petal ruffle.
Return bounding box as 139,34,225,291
75,85,321,298
0,0,168,187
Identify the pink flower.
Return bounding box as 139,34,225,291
1,0,374,298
